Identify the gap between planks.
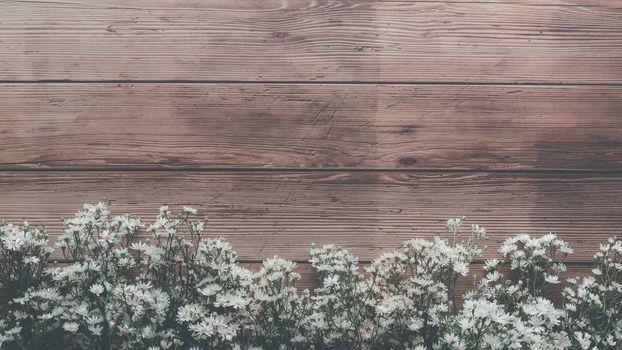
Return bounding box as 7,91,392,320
1,80,622,87
0,168,621,175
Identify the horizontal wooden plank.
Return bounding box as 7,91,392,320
1,1,621,82
1,84,621,170
0,171,619,262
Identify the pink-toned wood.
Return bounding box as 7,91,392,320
0,0,619,297
0,0,621,82
1,84,621,171
0,171,619,263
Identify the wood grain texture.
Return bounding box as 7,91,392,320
1,0,620,296
0,171,619,262
1,0,621,82
2,83,621,171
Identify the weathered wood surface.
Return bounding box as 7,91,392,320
1,0,621,83
1,0,621,291
1,84,621,171
1,171,619,263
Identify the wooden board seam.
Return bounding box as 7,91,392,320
1,169,622,175
2,80,622,87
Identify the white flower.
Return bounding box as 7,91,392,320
142,325,156,339
544,275,560,284
130,241,148,251
24,256,40,265
485,271,501,283
408,318,423,331
218,323,238,341
559,244,574,254
227,295,249,309
177,304,203,323
2,234,24,251
485,258,500,270
89,325,103,336
471,224,487,239
85,315,103,326
63,322,79,333
198,284,222,297
453,261,469,276
446,217,464,233
606,335,617,346
323,275,340,289
483,334,502,349
499,243,517,256
574,332,591,349
89,283,105,296
182,206,198,214
443,333,460,344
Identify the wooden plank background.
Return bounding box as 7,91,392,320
1,0,621,290
2,0,622,83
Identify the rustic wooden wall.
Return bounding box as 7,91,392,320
1,0,621,289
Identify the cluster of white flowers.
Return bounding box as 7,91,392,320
444,233,579,349
0,221,52,300
0,204,620,350
441,296,571,349
563,237,622,350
